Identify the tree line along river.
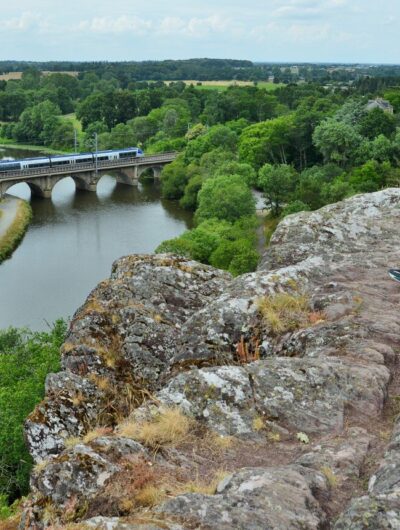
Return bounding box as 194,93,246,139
0,147,192,330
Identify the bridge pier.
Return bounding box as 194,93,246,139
116,167,139,187
26,177,53,199
74,172,99,193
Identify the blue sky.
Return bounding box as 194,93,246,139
1,0,398,63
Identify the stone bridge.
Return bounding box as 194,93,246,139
0,152,177,198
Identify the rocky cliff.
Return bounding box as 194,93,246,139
22,189,400,529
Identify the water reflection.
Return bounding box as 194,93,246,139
0,148,192,329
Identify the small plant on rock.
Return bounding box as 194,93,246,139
258,292,310,334
118,407,192,450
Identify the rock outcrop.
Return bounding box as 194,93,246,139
22,189,400,528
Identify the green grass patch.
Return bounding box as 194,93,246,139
0,199,32,263
59,112,83,133
162,80,283,91
0,139,69,154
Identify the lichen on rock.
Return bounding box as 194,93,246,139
21,189,400,528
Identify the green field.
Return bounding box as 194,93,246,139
0,140,68,154
164,80,283,91
60,113,83,133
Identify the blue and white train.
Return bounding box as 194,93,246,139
0,147,144,173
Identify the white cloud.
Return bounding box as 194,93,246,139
74,14,239,38
76,16,153,34
271,0,350,19
4,12,48,31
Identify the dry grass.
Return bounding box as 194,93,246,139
83,426,112,444
206,432,236,451
133,485,166,507
118,407,192,449
33,459,50,474
0,71,78,81
99,456,227,517
64,437,81,449
252,416,265,432
80,298,106,316
71,391,85,407
172,470,229,496
321,466,338,488
267,432,281,442
258,292,311,334
88,374,112,392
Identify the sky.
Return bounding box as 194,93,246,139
1,0,399,64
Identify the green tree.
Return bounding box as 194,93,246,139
239,115,296,169
313,118,362,167
258,164,298,215
160,156,189,199
359,108,396,139
348,160,387,193
213,161,257,186
195,174,256,224
180,173,203,210
185,125,237,163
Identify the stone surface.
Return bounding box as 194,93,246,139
156,466,329,530
22,189,400,528
143,357,389,437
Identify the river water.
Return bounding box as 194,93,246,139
0,147,192,330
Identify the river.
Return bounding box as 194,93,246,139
0,147,192,330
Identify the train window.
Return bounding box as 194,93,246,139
52,160,70,165
96,156,108,161
119,152,134,158
0,163,19,171
76,158,92,164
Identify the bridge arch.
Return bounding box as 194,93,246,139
137,165,163,180
3,181,32,199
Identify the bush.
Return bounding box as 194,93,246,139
281,201,311,217
160,157,189,199
0,320,66,503
156,217,259,275
195,174,256,224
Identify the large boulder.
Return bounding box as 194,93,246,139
22,189,400,528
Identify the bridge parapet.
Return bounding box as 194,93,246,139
0,152,177,198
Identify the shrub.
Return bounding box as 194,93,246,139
0,320,66,503
281,201,310,217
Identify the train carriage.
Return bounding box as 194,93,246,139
0,147,144,174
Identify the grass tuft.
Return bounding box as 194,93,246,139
258,292,310,334
118,407,192,449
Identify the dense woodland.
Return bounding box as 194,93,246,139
1,64,400,272
1,59,400,515
1,65,400,274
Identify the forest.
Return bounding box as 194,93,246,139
1,66,400,275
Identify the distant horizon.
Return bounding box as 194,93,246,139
1,58,400,68
1,1,398,65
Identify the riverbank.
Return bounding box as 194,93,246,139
0,196,32,263
0,140,69,155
